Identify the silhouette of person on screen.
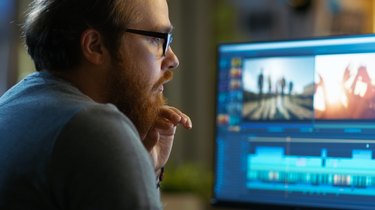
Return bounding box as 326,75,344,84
258,68,264,105
0,0,192,209
288,80,294,102
280,76,286,96
288,81,294,95
268,75,272,94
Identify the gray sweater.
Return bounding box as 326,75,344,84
0,72,162,209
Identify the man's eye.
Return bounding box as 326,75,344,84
151,37,163,45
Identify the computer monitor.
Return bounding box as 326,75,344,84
213,34,375,210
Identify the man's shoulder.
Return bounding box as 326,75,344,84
1,71,92,108
64,103,138,138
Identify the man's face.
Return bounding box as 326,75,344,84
107,0,179,136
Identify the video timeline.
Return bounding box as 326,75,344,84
247,137,375,196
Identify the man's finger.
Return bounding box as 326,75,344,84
159,106,192,129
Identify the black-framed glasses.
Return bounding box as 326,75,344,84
125,28,173,56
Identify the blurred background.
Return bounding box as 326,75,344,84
1,0,375,209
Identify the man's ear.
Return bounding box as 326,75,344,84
80,29,108,65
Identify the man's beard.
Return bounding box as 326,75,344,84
107,61,173,137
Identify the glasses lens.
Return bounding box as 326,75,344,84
163,34,173,56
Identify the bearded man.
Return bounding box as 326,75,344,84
0,0,191,209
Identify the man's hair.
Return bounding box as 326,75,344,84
23,0,134,71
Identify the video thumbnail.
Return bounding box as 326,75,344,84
242,56,315,120
315,53,375,119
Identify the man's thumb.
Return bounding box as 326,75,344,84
142,128,159,151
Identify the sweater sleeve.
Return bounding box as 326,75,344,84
47,104,162,210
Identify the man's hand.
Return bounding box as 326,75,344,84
142,106,192,171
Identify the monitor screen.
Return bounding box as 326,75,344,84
213,34,375,210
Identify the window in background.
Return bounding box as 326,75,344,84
215,0,374,43
0,0,16,95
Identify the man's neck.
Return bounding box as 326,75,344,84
50,67,109,104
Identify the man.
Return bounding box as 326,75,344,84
0,0,191,209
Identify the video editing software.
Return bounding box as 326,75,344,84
213,34,375,209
